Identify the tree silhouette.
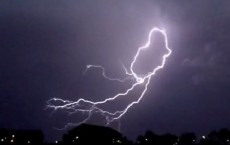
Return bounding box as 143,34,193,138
179,132,196,145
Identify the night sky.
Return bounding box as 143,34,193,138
1,0,230,142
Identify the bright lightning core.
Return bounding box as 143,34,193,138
46,27,172,129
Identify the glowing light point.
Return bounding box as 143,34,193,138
86,65,91,68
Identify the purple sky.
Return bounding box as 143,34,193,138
0,0,230,142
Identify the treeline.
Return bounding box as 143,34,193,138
135,128,230,145
0,124,230,145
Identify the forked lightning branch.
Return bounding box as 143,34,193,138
46,27,172,129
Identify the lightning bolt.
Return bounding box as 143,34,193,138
46,27,172,129
83,64,133,82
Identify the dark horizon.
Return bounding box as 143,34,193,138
1,124,230,145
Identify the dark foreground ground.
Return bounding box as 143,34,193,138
0,124,229,145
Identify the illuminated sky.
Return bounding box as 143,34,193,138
0,0,230,142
